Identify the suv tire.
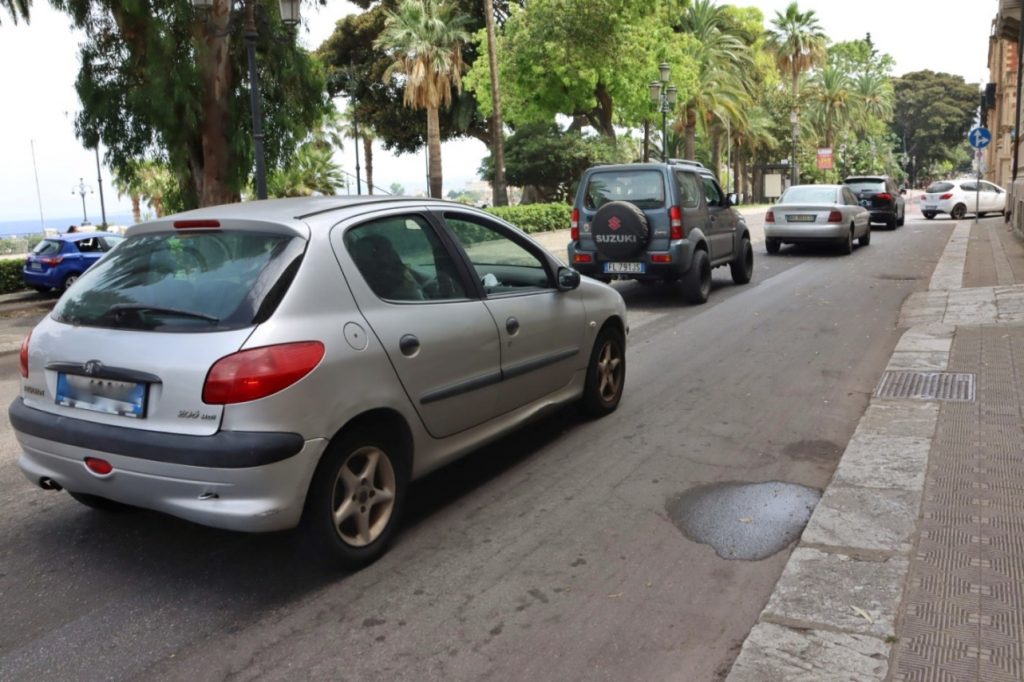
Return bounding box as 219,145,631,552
591,201,650,259
730,238,753,284
682,249,711,304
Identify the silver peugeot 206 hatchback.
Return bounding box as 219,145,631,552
10,197,627,568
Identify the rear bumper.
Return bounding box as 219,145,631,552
567,239,696,279
11,398,324,532
21,268,58,288
765,224,848,241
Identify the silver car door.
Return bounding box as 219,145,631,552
439,211,587,415
333,211,502,439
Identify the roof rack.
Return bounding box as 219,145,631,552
668,158,705,168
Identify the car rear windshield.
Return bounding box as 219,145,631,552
844,179,886,193
52,231,305,332
585,170,666,209
780,186,838,204
926,182,955,193
32,239,64,256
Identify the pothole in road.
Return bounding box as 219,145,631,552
666,481,820,561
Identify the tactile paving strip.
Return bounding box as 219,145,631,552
875,371,977,402
892,326,1024,681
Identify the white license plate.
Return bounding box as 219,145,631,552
55,373,148,418
29,263,42,271
923,204,937,210
786,214,816,223
603,262,645,274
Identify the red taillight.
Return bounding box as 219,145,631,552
19,331,30,378
651,253,672,263
85,457,113,475
174,219,221,229
39,256,64,266
570,208,580,242
940,193,953,200
203,341,325,404
827,210,843,223
670,206,684,239
876,192,893,201
573,253,593,264
765,210,775,223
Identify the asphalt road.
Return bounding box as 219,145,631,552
0,214,953,681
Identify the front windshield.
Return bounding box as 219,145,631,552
781,187,839,204
52,230,304,332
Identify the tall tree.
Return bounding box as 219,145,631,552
808,66,852,149
54,0,328,209
482,0,508,205
1,0,29,24
375,0,471,198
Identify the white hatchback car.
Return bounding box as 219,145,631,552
9,197,628,568
921,179,1007,220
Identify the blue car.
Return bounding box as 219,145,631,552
23,232,124,293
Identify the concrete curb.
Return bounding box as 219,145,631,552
725,221,1015,680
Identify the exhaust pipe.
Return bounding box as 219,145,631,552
39,477,63,491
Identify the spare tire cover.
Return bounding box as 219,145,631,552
591,201,650,259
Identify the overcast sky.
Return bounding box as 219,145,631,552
0,0,997,223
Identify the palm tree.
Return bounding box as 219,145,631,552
851,71,894,131
137,162,174,218
112,164,145,224
768,2,826,182
482,0,508,206
808,66,853,150
375,0,471,199
268,145,344,197
1,0,29,24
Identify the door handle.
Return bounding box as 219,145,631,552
399,334,420,357
505,317,520,335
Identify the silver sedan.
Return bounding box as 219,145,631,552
764,184,871,255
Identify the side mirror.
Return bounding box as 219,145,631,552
727,193,738,206
557,266,581,291
900,188,907,196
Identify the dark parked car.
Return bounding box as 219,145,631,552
568,160,753,304
842,175,906,229
23,232,123,293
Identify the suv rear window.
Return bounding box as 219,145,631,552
844,178,886,193
927,182,954,193
585,170,665,209
52,231,305,332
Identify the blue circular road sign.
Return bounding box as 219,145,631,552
969,127,992,149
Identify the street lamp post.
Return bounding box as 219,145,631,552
72,178,93,224
789,110,799,186
191,0,301,200
649,63,678,161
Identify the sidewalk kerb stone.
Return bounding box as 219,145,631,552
727,623,889,682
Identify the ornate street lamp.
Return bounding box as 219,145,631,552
191,0,301,200
72,178,93,224
649,63,678,161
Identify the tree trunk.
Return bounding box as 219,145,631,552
642,120,650,162
593,82,616,140
131,195,141,224
737,151,747,203
427,106,442,198
363,136,374,195
711,135,721,185
684,107,697,160
483,0,508,206
196,0,238,206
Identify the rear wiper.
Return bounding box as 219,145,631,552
101,304,220,323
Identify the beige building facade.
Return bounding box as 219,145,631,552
994,0,1024,235
985,23,1018,187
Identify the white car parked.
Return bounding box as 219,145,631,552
921,179,1007,220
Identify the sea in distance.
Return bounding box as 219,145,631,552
0,213,137,238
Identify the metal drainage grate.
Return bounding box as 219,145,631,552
875,371,976,402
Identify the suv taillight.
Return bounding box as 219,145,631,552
571,208,580,242
827,210,843,223
876,192,893,201
940,193,953,200
203,341,325,405
670,206,683,239
19,331,30,378
765,210,775,223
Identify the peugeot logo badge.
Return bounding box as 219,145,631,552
83,360,103,376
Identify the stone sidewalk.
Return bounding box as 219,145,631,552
727,217,1024,681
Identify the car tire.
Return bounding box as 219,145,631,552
859,227,871,247
765,238,781,254
840,228,854,255
979,212,987,218
923,211,936,220
951,203,967,220
730,238,753,285
897,208,905,227
886,214,897,230
62,272,81,292
300,427,409,569
682,249,711,304
68,491,131,511
32,286,50,294
581,326,626,417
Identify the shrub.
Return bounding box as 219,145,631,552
0,259,28,295
485,204,571,234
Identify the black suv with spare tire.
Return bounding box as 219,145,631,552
568,160,753,303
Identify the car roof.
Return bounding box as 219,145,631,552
50,231,120,242
844,175,888,181
586,162,712,176
788,184,842,189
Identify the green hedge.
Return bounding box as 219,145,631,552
485,203,571,234
0,258,28,295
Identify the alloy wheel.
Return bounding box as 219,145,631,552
595,339,624,403
330,446,397,547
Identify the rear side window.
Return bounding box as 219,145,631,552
585,171,666,209
32,240,64,256
844,179,885,193
927,182,954,193
52,231,304,332
674,172,701,208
